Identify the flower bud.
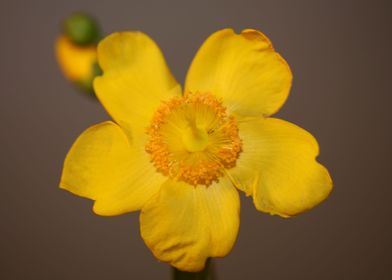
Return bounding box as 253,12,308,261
55,35,100,96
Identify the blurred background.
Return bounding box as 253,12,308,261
1,0,391,279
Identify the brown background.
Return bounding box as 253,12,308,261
1,0,391,279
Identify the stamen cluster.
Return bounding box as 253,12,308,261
145,92,242,186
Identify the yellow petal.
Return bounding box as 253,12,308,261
94,31,181,134
229,118,332,217
140,178,239,272
60,121,165,216
185,28,292,117
55,35,97,81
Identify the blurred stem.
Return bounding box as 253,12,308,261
172,259,216,280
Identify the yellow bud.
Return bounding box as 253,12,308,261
55,35,98,86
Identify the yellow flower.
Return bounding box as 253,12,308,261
55,35,97,87
60,29,332,272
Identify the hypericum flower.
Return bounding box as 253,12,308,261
60,28,332,272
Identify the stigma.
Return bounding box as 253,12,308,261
145,92,242,186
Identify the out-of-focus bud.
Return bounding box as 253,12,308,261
55,13,102,97
63,13,100,46
55,35,99,96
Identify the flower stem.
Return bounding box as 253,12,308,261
172,259,215,280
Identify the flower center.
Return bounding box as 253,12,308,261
182,124,209,152
145,92,242,186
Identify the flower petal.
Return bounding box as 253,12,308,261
140,178,239,272
185,28,292,117
94,32,181,133
60,121,165,216
229,118,332,217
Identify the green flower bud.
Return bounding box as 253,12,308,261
63,13,101,46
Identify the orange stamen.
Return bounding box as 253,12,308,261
145,92,242,186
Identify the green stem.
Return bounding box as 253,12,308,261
172,259,215,280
